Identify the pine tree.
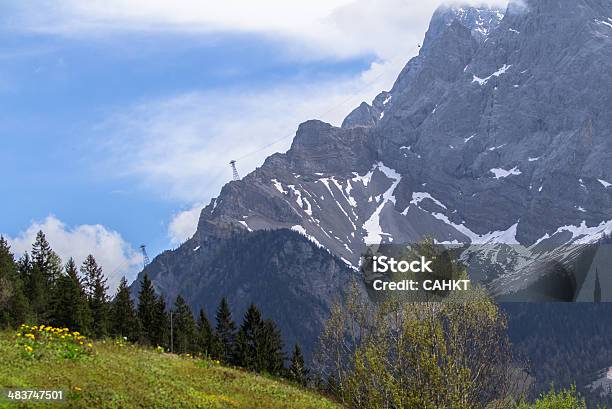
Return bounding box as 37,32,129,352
16,253,34,319
258,319,285,375
20,232,57,322
173,295,196,354
152,296,169,348
21,233,65,324
0,236,16,319
51,258,91,332
288,344,309,385
0,236,29,327
111,277,138,341
235,304,265,370
215,297,237,364
137,274,157,345
196,309,214,357
31,230,62,286
81,255,109,338
26,260,47,322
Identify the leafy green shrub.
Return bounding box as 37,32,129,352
517,386,586,409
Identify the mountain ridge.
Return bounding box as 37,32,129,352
133,0,612,356
191,0,612,258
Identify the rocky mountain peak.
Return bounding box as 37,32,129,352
342,4,504,130
135,0,612,358
428,4,504,42
188,0,612,258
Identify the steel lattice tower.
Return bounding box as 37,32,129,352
229,160,240,181
140,244,150,268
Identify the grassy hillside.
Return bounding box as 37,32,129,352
0,330,341,409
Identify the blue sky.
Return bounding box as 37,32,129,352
0,0,504,290
0,28,369,247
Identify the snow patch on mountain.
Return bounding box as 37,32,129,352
271,179,287,194
431,212,520,245
490,167,522,179
238,221,253,232
409,192,447,210
318,177,357,230
343,180,358,208
287,184,313,216
473,64,512,85
330,177,358,219
534,219,612,246
363,162,401,244
351,170,373,187
340,256,358,271
488,144,506,151
454,7,504,37
291,225,324,248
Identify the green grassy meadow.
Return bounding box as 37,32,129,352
0,331,342,409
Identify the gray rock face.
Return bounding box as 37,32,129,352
342,4,502,130
196,0,612,259
136,0,612,351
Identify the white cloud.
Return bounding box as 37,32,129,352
97,62,406,241
9,0,510,252
4,216,142,293
168,203,203,245
95,58,402,203
7,0,509,60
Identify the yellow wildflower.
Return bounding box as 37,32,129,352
73,386,81,392
24,345,33,352
87,343,93,348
